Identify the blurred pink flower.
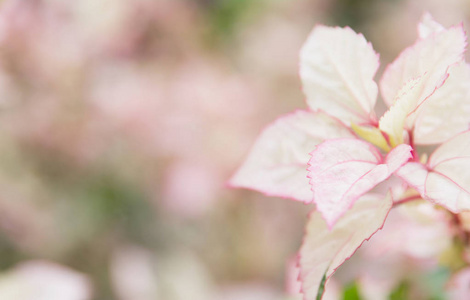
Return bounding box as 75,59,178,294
0,260,92,300
110,246,159,300
162,160,220,217
216,284,284,300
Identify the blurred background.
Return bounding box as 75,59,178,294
0,0,469,299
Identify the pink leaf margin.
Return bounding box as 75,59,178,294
307,138,411,229
298,193,394,300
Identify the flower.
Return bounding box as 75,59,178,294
0,260,92,300
229,13,470,299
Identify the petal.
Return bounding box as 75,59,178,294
380,22,466,107
308,138,411,227
229,110,354,202
397,131,470,212
413,63,470,144
300,26,379,126
299,193,392,300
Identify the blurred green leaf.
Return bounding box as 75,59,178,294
0,235,27,271
422,267,450,300
204,0,262,45
343,282,362,300
389,281,410,300
332,0,402,28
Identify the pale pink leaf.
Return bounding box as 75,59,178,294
229,111,354,202
380,23,466,107
379,75,428,146
426,130,470,211
395,162,428,196
308,139,411,227
413,63,470,144
398,131,470,212
299,193,392,300
379,68,466,146
418,13,445,38
385,144,415,171
300,26,379,125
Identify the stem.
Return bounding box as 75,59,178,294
407,129,419,161
392,195,422,207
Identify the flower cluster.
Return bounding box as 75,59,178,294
230,13,470,299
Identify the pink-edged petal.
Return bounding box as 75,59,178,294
300,25,379,126
380,22,466,107
418,13,445,38
229,110,354,202
299,193,393,300
308,139,411,227
413,63,470,144
398,131,470,212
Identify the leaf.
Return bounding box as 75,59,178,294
229,110,354,202
397,131,470,212
379,63,470,146
380,15,469,145
394,162,428,196
379,75,428,146
342,282,362,300
307,138,411,227
300,26,379,126
380,21,466,108
425,130,470,211
389,281,410,300
418,13,445,38
412,62,470,144
299,193,393,300
350,123,390,152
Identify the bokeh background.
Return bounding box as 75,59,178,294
0,0,469,299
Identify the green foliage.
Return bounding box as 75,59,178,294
77,173,154,242
209,0,251,34
0,235,27,271
331,0,401,28
204,0,262,45
343,282,362,300
389,281,410,300
388,268,450,300
421,267,451,300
